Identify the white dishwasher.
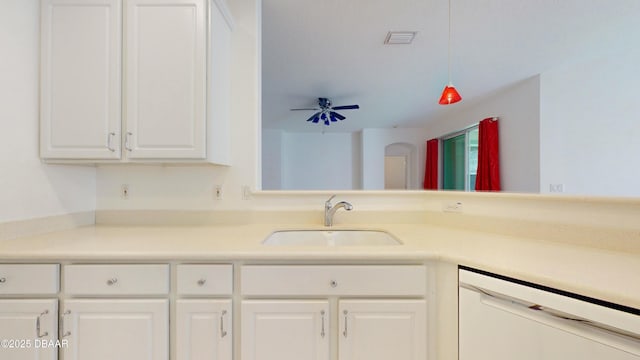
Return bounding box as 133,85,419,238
459,267,640,360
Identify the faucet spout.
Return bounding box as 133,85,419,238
324,195,353,227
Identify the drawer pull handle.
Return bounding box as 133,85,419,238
343,310,348,338
197,279,207,286
106,278,118,286
321,310,326,338
61,310,71,337
36,310,49,338
330,280,338,288
220,310,228,338
0,277,6,284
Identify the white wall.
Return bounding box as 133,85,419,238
424,76,541,193
0,0,96,222
265,128,427,191
90,0,640,213
361,128,429,190
96,0,261,211
539,42,640,197
281,132,358,190
262,129,283,190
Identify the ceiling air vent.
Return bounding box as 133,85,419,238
384,31,417,45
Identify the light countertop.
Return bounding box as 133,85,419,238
1,222,639,310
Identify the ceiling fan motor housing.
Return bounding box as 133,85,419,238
318,97,331,109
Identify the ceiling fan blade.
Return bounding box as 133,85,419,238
332,104,359,110
291,107,320,111
306,112,320,122
329,113,338,122
330,111,346,120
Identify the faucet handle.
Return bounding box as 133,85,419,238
325,194,336,205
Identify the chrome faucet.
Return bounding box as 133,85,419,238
324,195,353,227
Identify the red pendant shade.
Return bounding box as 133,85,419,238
439,0,462,105
438,85,462,105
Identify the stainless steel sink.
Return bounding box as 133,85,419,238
262,229,402,246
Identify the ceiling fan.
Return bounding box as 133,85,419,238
290,97,360,126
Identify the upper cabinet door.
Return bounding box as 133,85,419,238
40,0,122,159
124,0,207,159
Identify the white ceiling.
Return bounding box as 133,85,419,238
261,0,640,132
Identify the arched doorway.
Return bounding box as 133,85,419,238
384,143,415,189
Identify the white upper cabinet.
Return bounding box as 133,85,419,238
40,0,233,164
40,0,122,159
124,0,206,159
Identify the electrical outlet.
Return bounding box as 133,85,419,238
121,184,129,199
242,185,252,200
443,201,463,213
549,184,564,193
214,185,223,200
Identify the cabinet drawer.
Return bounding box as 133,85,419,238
0,264,59,295
241,265,426,296
176,264,233,295
64,264,169,296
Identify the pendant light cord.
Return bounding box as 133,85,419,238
447,0,452,85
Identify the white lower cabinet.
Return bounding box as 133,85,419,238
0,264,60,360
339,300,427,360
176,299,232,360
240,265,428,360
60,299,169,360
241,300,330,360
1,262,429,360
240,299,426,360
0,299,58,360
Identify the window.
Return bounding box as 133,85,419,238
442,125,478,191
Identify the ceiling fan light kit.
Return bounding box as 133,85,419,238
439,0,462,105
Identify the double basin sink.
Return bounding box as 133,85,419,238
262,229,402,246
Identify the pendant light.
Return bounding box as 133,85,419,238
439,0,462,105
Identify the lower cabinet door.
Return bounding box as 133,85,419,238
0,299,58,360
338,300,427,360
241,300,329,360
61,299,168,360
176,299,232,360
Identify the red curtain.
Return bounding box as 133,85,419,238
423,139,439,190
475,117,501,191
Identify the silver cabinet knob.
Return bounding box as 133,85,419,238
0,277,6,284
330,280,338,288
106,278,118,286
197,279,206,286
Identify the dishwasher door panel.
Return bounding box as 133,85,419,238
459,276,640,360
